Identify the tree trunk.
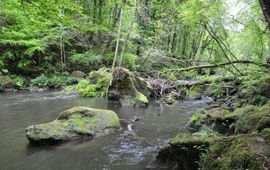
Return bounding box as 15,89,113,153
259,0,270,28
112,0,126,69
168,60,270,73
100,1,120,56
119,11,136,67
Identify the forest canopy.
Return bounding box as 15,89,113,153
0,0,269,86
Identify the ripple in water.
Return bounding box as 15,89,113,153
104,134,157,166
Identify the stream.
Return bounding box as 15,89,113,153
0,91,208,170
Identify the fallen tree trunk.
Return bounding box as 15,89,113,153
176,77,235,88
169,60,270,73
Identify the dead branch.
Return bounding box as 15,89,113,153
168,60,270,73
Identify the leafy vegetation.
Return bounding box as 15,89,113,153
30,74,80,88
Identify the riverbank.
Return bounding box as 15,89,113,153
151,77,270,170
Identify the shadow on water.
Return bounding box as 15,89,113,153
0,91,209,170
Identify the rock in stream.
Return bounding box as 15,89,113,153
108,67,153,107
26,106,121,143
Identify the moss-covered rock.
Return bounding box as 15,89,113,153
108,67,153,107
200,136,264,170
1,76,16,88
187,85,204,100
25,106,120,143
76,68,112,97
89,67,111,84
154,135,266,170
151,135,213,170
163,92,177,105
234,102,270,133
70,71,86,78
261,128,270,142
187,107,235,134
259,77,270,99
188,102,270,135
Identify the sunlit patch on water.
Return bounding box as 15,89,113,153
104,134,157,166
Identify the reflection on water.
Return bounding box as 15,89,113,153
0,91,208,170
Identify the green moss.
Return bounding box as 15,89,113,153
187,107,233,133
259,77,270,99
260,128,270,142
188,85,204,99
157,133,267,170
192,130,218,138
136,92,148,104
250,95,268,106
206,83,225,98
26,107,121,143
170,134,216,146
187,113,205,131
77,71,111,97
200,136,263,170
78,84,98,97
89,67,111,83
58,106,93,119
235,102,270,133
188,103,270,135
76,68,112,97
108,67,153,107
191,114,203,122
156,134,222,170
163,93,176,105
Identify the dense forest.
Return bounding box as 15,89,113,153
0,0,270,170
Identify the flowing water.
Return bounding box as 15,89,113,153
0,91,208,170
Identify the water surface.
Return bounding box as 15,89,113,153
0,91,207,170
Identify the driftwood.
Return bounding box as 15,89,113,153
148,78,176,97
168,60,270,73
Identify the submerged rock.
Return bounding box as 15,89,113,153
108,67,153,107
26,106,120,143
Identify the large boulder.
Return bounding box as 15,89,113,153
108,67,153,106
70,71,86,79
25,106,120,143
151,135,267,170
